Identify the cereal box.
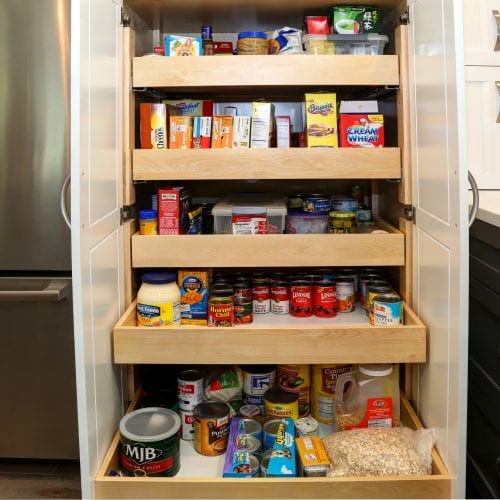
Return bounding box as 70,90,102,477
140,103,167,149
164,100,213,117
339,114,384,148
250,102,275,148
233,116,251,148
178,270,210,325
192,117,212,149
169,116,192,149
158,186,191,235
305,93,338,148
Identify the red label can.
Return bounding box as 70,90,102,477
314,281,337,318
289,281,313,317
271,281,290,315
252,282,271,314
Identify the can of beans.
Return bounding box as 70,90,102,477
289,280,313,317
360,274,384,309
367,284,393,323
264,388,299,420
270,281,290,314
193,402,230,456
242,365,276,396
335,277,355,313
313,280,336,318
119,407,181,477
252,278,271,314
179,409,195,441
177,370,204,411
372,292,402,326
208,284,234,327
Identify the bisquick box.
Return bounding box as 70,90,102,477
158,186,191,235
266,418,296,477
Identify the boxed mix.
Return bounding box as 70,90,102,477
158,186,191,235
275,116,291,148
305,93,338,148
140,103,167,149
178,270,210,325
339,114,384,148
192,117,212,149
164,99,213,117
233,116,251,148
250,102,275,148
212,116,233,149
169,116,193,149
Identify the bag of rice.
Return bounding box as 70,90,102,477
322,427,436,477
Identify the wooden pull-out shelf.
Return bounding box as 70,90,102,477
133,148,401,181
95,393,450,499
113,300,425,364
132,55,399,90
131,220,404,268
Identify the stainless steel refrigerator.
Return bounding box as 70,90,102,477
0,0,78,459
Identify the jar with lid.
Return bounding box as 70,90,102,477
328,211,357,233
139,209,158,235
208,284,234,327
237,32,268,55
334,364,400,431
137,272,181,327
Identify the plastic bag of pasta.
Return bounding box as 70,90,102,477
322,427,436,477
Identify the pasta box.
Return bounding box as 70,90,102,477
339,114,384,148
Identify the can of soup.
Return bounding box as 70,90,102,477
179,409,195,441
335,277,355,313
252,278,271,315
289,280,313,317
271,281,290,314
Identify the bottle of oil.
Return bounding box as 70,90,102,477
201,25,214,56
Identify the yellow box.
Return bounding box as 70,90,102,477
178,270,210,325
305,93,338,148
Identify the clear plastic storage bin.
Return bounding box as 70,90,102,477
303,34,388,55
213,194,287,234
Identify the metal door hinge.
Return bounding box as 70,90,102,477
400,8,410,25
405,206,416,224
121,7,130,27
120,205,136,224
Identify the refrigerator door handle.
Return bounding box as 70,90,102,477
60,173,71,229
0,280,71,302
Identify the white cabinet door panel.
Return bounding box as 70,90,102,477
463,0,500,65
465,66,500,188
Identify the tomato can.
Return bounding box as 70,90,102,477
193,402,230,456
252,278,271,314
271,281,290,314
313,280,336,318
289,280,313,317
335,277,355,313
264,388,299,420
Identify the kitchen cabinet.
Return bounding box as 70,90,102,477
70,0,469,498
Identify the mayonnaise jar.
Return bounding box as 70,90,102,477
137,272,181,327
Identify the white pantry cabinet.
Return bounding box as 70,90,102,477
70,0,469,498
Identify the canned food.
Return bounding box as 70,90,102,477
357,208,372,221
242,392,265,415
179,409,195,440
260,448,273,476
372,293,403,326
295,416,319,437
225,451,260,477
234,299,253,324
242,365,276,396
252,278,271,315
287,195,303,210
238,405,262,418
335,277,355,313
233,281,252,302
208,284,234,327
367,284,393,323
328,211,357,234
193,402,230,456
289,280,313,317
271,281,290,314
360,274,385,309
235,434,261,455
313,280,336,318
237,418,263,440
303,194,331,213
331,196,358,212
177,370,204,411
263,419,284,451
351,185,364,202
264,388,299,420
336,269,359,300
277,365,310,394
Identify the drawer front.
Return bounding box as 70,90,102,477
465,66,500,189
463,0,500,65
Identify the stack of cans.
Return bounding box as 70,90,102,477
177,369,204,440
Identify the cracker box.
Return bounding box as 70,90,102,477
164,99,213,117
275,116,291,148
267,418,296,477
178,270,210,325
192,117,212,149
339,114,384,148
233,116,251,148
250,102,275,148
140,103,167,149
296,436,331,477
305,93,338,148
169,116,193,149
158,186,191,235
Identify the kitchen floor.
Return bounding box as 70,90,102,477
0,461,81,499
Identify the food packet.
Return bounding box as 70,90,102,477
268,27,303,55
322,427,436,477
204,366,243,405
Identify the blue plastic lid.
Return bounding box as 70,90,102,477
287,211,329,218
238,31,267,40
139,209,157,219
142,272,177,285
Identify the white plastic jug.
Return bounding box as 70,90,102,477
334,364,400,431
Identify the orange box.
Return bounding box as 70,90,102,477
211,116,222,148
140,103,167,149
169,116,192,149
220,116,233,149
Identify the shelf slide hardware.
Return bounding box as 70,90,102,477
496,81,500,123
494,10,500,51
121,205,137,225
468,171,479,228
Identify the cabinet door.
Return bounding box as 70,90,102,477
409,1,469,498
71,0,125,498
465,66,500,188
463,0,500,65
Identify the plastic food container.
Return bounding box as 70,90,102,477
302,35,335,55
286,212,329,234
237,31,268,55
329,34,389,55
212,195,287,234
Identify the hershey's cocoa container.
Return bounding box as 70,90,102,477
177,370,204,411
289,280,313,317
252,277,271,315
313,280,336,318
270,281,290,314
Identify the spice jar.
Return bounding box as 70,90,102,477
328,211,357,233
137,272,181,327
139,209,158,235
208,284,234,327
237,31,268,55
